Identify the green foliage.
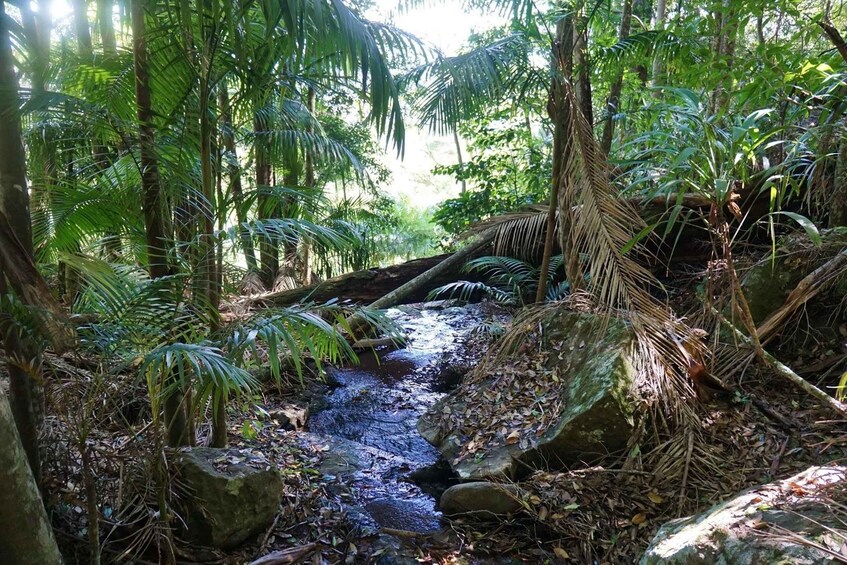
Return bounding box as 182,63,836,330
432,108,550,235
429,254,567,305
312,195,439,277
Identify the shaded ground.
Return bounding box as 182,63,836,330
41,282,847,563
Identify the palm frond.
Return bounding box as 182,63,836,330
427,280,517,304
460,204,551,261
557,79,698,409
404,34,531,135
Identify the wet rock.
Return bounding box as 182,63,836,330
420,310,636,480
440,482,523,516
641,465,847,564
408,459,457,500
365,498,441,533
174,448,283,549
431,360,471,393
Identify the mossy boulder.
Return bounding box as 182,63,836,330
175,448,284,549
740,229,847,325
641,466,847,564
419,310,636,480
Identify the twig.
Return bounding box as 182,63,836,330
757,248,847,345
715,308,847,418
769,436,790,478
248,544,318,565
258,510,283,552
381,527,429,539
749,397,798,429
678,429,694,514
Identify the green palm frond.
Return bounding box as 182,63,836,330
428,280,518,304
230,218,354,253
595,29,694,73
226,302,400,385
140,342,257,416
404,34,531,135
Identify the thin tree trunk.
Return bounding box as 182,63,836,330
131,0,188,447
650,0,667,90
0,0,44,483
537,15,573,303
72,0,93,58
94,0,120,259
281,153,300,279
0,390,62,564
81,438,100,565
452,127,467,194
709,0,738,114
220,89,258,271
832,126,847,227
197,0,225,448
573,13,593,128
256,107,278,288
302,87,317,286
97,0,115,54
600,0,633,156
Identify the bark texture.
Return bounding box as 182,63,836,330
0,0,46,483
251,250,482,308
131,0,188,447
0,390,62,564
600,0,633,156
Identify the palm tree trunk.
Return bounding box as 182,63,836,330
302,86,317,285
281,153,300,277
573,13,593,128
537,15,573,303
0,390,62,563
0,0,44,483
131,0,188,447
220,88,258,271
453,127,467,194
831,126,847,227
256,107,278,288
72,0,93,58
600,0,632,156
650,0,667,89
97,0,116,54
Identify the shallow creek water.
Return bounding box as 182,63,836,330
305,303,490,534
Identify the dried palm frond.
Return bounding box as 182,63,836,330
554,79,700,415
459,205,552,262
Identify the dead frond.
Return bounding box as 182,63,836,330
554,80,701,421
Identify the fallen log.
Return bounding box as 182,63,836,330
245,247,487,308
370,229,496,310
246,190,769,311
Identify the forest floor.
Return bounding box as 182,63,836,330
37,256,847,564
218,340,847,564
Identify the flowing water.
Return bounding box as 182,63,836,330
306,303,493,534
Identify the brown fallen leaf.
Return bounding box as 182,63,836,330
631,513,647,525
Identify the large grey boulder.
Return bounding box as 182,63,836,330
641,465,847,564
439,482,523,516
175,448,284,549
419,310,636,480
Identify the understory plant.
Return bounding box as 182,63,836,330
429,254,568,306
